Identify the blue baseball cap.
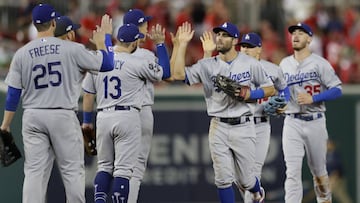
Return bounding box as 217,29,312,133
213,22,240,38
32,4,59,24
123,9,152,26
117,24,145,42
240,32,262,47
288,23,313,36
54,16,81,37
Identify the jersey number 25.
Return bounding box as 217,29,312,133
33,62,62,89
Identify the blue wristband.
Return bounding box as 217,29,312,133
83,112,93,124
249,88,265,100
278,86,290,101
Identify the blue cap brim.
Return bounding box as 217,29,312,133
239,41,257,47
145,16,152,22
288,25,312,36
73,23,81,30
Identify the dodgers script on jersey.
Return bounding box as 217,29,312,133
280,53,342,113
132,47,158,106
5,37,104,110
185,52,273,117
82,51,163,109
255,60,287,116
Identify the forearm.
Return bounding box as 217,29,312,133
82,92,95,124
263,86,276,97
172,43,187,80
1,111,15,131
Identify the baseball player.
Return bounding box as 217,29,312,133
122,9,172,203
0,4,114,203
54,16,81,40
172,21,274,203
38,15,84,196
238,32,289,203
81,23,170,203
280,23,342,203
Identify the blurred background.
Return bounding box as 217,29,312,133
0,0,359,202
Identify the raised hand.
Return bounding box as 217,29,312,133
200,31,216,53
177,21,194,45
100,14,113,35
148,24,165,45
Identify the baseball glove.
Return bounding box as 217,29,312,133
82,127,97,156
213,74,250,101
0,129,22,167
263,96,287,116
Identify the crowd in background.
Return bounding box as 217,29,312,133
1,0,360,83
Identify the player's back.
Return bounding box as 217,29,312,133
132,47,156,106
87,52,163,110
6,37,104,110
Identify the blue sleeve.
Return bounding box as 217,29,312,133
249,88,265,100
278,86,290,101
5,86,21,111
99,34,114,72
156,43,171,80
313,87,342,102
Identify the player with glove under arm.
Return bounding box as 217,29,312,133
172,21,275,203
280,23,342,203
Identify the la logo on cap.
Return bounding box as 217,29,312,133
138,17,145,23
222,22,228,28
245,34,250,40
297,23,302,26
66,25,72,31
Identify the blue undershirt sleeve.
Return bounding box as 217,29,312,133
5,86,21,111
156,43,171,80
312,87,342,102
99,34,114,72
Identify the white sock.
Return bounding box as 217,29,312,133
128,179,141,203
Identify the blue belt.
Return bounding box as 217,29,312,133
98,105,140,112
254,116,268,124
218,116,251,125
288,113,323,121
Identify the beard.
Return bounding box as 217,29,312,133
216,43,232,54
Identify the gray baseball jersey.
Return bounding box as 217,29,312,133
280,53,341,203
82,50,162,181
128,47,158,203
82,51,163,110
6,37,104,110
280,53,342,113
185,52,273,117
132,47,157,106
185,52,273,191
254,60,287,117
5,36,108,203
